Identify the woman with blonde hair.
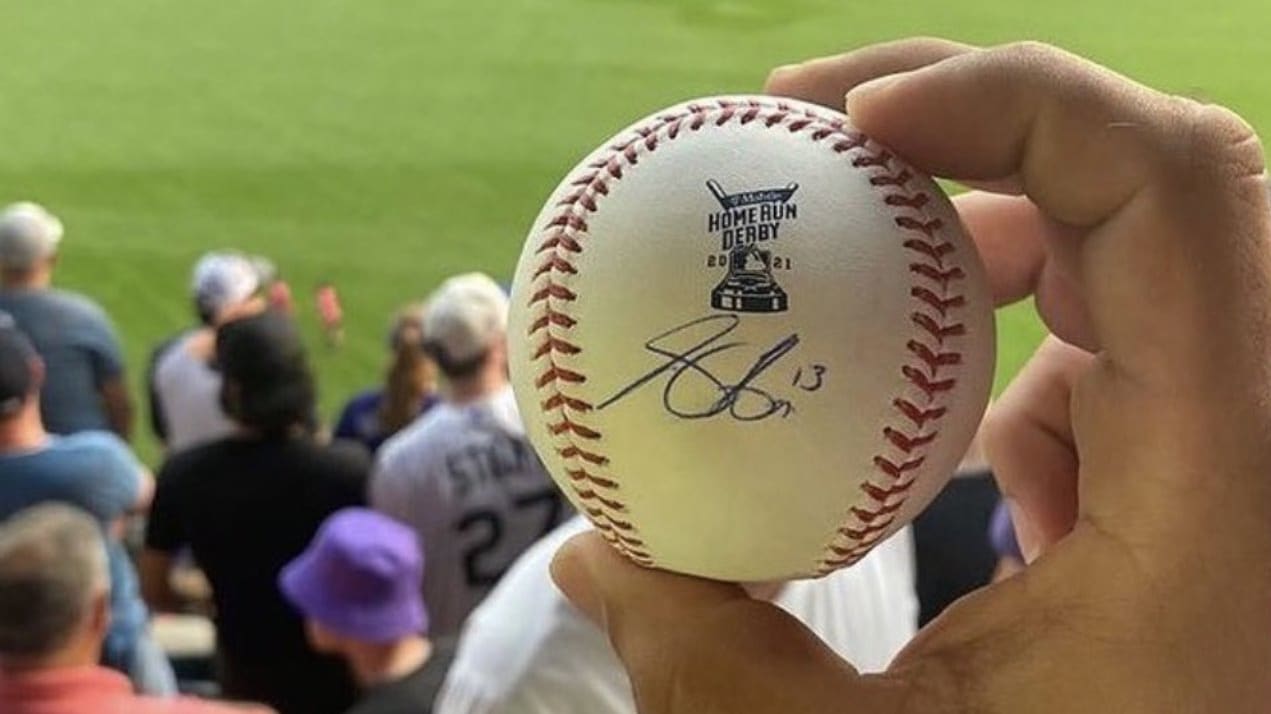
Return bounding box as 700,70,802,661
333,305,441,454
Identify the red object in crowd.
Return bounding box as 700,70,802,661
267,280,294,315
316,284,343,327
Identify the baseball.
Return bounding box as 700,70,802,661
508,96,995,581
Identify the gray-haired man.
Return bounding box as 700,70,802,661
0,202,133,438
0,504,271,712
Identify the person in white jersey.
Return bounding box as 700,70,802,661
152,252,264,454
434,516,917,714
372,273,570,638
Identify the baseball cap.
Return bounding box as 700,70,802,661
279,508,428,642
0,202,64,271
0,313,38,418
423,273,509,366
191,252,263,318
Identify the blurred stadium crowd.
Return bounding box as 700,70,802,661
0,201,1021,714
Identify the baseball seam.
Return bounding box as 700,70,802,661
525,98,965,573
815,146,966,573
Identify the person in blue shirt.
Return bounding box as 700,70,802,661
0,202,133,438
333,306,440,454
0,315,174,694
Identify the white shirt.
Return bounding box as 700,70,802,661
372,385,570,638
154,332,236,453
435,517,918,714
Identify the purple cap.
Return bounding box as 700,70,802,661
280,508,428,642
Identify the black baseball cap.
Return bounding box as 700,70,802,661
0,313,38,417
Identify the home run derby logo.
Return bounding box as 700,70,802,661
704,179,797,313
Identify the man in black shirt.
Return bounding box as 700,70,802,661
281,508,454,714
141,311,367,714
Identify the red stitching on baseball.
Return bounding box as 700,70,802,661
527,311,577,336
893,398,947,429
547,214,588,231
903,239,954,260
532,256,578,280
541,392,593,412
549,418,602,440
536,234,582,254
535,366,585,388
567,468,618,490
574,489,627,512
901,365,957,399
818,132,969,570
885,193,930,209
910,287,966,316
861,480,916,500
850,500,905,523
556,445,607,466
839,517,896,541
909,263,965,287
873,456,926,479
870,169,913,187
882,427,937,453
851,151,892,168
907,340,962,371
911,313,966,341
894,216,945,237
584,507,633,531
532,337,581,359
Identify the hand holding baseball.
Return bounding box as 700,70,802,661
551,39,1271,713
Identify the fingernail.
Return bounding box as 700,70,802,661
764,63,802,92
845,72,908,112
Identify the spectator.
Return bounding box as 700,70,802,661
280,509,456,714
372,273,570,638
141,312,367,714
0,202,133,438
434,516,916,714
0,504,272,713
333,306,440,454
150,252,266,453
0,316,175,694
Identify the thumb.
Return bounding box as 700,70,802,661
551,532,910,714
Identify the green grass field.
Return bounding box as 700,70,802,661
2,0,1268,462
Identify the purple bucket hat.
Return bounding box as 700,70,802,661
280,508,428,641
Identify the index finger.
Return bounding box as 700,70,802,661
844,43,1270,390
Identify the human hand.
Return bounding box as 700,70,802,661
551,38,1271,713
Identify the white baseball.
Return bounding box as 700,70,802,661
509,96,995,581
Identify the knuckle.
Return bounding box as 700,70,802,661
1174,99,1266,179
992,40,1069,68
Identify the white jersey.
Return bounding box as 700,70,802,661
372,385,570,638
154,332,236,453
435,517,918,714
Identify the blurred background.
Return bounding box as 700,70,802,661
2,0,1265,462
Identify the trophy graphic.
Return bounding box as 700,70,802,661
706,179,796,313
